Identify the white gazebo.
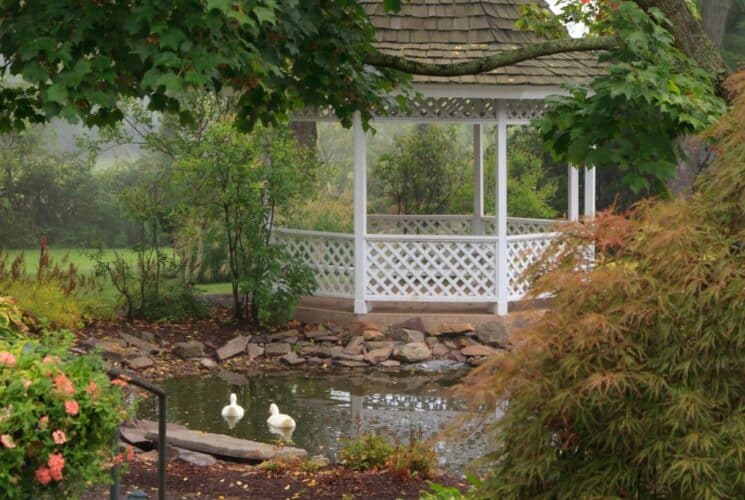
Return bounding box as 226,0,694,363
275,0,603,316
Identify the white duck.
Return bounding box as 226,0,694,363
221,393,245,428
267,403,295,429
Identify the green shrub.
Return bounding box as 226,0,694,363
460,71,745,498
387,438,438,480
4,282,82,330
0,297,28,340
339,434,393,471
139,281,206,322
0,309,130,498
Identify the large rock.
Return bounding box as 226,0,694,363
475,321,510,347
264,343,292,355
124,356,153,370
364,346,393,364
390,328,425,344
390,317,426,333
173,341,204,359
431,343,450,358
303,329,328,339
428,322,474,337
351,320,380,336
343,336,365,355
144,428,306,461
281,351,305,366
99,341,141,362
380,360,401,368
173,447,217,467
461,344,499,357
199,358,217,369
119,332,164,355
395,342,432,363
335,360,367,368
363,329,385,341
300,346,334,358
246,344,264,361
365,341,395,350
270,329,299,341
216,336,250,361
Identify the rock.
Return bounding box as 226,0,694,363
331,346,364,362
216,336,250,361
306,357,331,367
270,329,299,341
343,336,365,355
140,331,156,343
173,341,204,359
145,428,307,461
442,339,459,350
264,343,291,355
461,344,499,357
303,329,327,339
80,337,100,350
428,322,475,337
119,332,164,355
475,321,510,347
253,334,272,344
199,358,217,369
390,328,425,344
99,342,141,362
281,351,305,366
308,455,330,468
217,370,248,385
363,329,386,341
139,444,181,463
450,351,467,363
455,335,478,348
365,341,396,350
364,346,393,364
395,342,432,363
411,359,467,372
431,343,450,358
300,346,334,358
390,317,426,333
173,447,218,467
380,360,401,368
284,336,299,345
351,320,380,336
335,360,367,368
468,356,489,367
124,356,153,370
424,337,439,348
318,335,340,343
119,427,152,448
246,344,264,361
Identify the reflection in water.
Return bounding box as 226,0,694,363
138,371,490,472
222,413,243,429
268,424,295,443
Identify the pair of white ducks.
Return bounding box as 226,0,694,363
221,393,296,429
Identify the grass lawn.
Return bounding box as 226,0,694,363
2,247,232,295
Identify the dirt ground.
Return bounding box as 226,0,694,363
83,455,467,499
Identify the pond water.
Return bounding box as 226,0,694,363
138,369,492,473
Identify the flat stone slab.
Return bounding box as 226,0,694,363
216,336,249,361
461,344,499,357
246,343,264,361
124,356,153,370
264,343,291,355
119,332,164,355
173,446,218,467
145,428,306,462
173,341,204,359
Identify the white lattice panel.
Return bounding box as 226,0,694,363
368,215,473,235
507,236,555,299
365,238,497,300
503,100,544,122
482,217,554,236
272,229,355,298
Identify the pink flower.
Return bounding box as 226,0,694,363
53,373,75,396
42,355,60,365
86,381,99,397
35,466,52,485
23,379,32,389
0,351,16,368
52,429,67,444
64,400,79,416
111,378,128,387
48,453,65,481
39,415,50,428
1,434,16,449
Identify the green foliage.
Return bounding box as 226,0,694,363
421,474,482,500
177,120,319,320
0,324,130,498
461,71,745,499
535,2,726,193
0,297,27,340
0,0,409,131
339,434,394,471
386,436,438,480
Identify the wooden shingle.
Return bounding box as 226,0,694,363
360,0,604,86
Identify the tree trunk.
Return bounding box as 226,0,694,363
701,0,732,48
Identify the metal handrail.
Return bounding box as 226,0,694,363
107,367,166,500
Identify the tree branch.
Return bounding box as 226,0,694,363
363,36,618,76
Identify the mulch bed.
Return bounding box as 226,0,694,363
83,455,467,499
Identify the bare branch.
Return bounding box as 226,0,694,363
364,36,617,76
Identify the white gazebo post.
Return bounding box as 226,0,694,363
568,165,580,221
494,109,508,316
472,123,484,235
584,166,596,218
353,112,369,314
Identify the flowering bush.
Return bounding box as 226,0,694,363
0,299,130,498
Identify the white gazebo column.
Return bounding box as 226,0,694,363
471,123,484,235
493,110,508,316
568,165,580,221
353,112,369,314
584,166,596,218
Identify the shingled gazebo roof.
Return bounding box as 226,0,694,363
361,0,604,86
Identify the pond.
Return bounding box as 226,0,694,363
138,368,492,473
